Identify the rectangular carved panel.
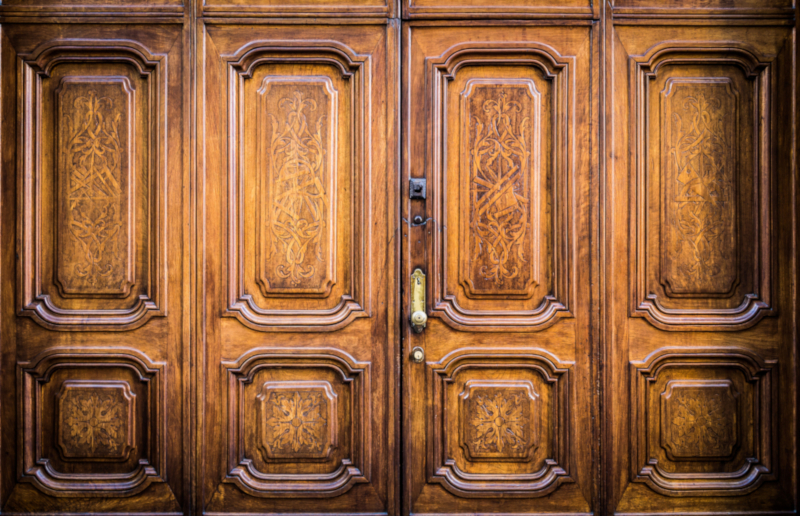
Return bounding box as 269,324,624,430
461,80,539,298
428,46,575,331
17,42,167,330
56,77,134,297
630,47,774,330
661,79,737,298
257,78,336,296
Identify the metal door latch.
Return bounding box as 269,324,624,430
410,268,427,333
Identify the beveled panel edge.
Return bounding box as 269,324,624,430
629,42,776,331
223,40,373,332
221,347,372,498
427,42,577,332
16,39,168,331
16,347,168,497
629,346,778,497
427,347,574,498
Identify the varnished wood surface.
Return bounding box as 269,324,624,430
0,1,796,516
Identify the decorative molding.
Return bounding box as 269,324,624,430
428,348,573,497
17,39,167,331
222,348,371,497
629,43,774,330
17,347,166,497
630,347,777,496
426,43,575,331
224,41,372,331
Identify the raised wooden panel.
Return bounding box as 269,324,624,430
428,348,573,498
56,380,136,462
460,79,540,299
402,0,593,19
630,44,774,330
56,77,134,297
630,348,777,497
428,43,575,331
257,78,336,296
202,0,391,17
223,349,370,497
17,348,166,497
225,43,370,331
611,0,792,19
17,40,167,331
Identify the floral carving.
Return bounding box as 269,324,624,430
262,390,329,458
60,388,127,458
468,88,532,287
267,91,328,287
664,384,737,459
664,84,736,295
60,86,128,293
467,389,529,457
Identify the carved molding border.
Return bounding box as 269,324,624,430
17,39,167,331
224,41,372,332
426,43,575,331
17,347,167,497
630,347,777,497
222,348,371,497
629,42,775,331
428,347,573,498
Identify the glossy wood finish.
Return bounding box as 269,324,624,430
603,9,798,515
402,20,596,514
197,19,399,515
0,1,797,516
0,19,190,513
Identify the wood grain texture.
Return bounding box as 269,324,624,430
199,21,398,516
0,21,189,514
605,21,796,515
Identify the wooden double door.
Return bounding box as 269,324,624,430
0,1,797,515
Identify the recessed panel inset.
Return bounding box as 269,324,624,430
56,77,134,297
661,79,738,298
461,80,539,299
257,78,336,296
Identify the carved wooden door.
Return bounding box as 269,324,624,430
401,19,596,514
0,19,191,512
197,18,399,516
603,18,798,514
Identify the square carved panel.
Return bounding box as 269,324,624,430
428,348,573,498
629,44,775,330
427,43,577,331
56,380,136,462
630,348,777,496
17,40,167,331
17,349,166,497
223,348,371,497
224,43,372,331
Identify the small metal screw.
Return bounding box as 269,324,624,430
413,216,423,224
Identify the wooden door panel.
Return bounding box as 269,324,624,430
199,21,398,515
201,0,393,18
401,0,594,19
403,23,595,515
0,22,188,513
605,23,796,513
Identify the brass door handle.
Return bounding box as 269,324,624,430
410,269,427,333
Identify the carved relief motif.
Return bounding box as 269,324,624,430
259,78,336,295
57,382,134,460
57,79,132,296
466,388,530,458
463,83,538,296
260,388,330,458
662,381,738,459
631,348,776,496
663,80,737,296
